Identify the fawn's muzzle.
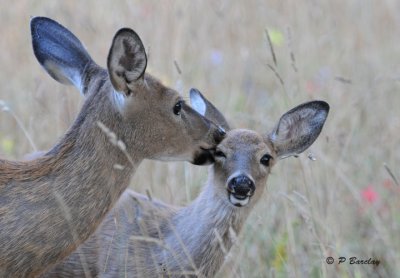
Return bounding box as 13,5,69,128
227,175,255,207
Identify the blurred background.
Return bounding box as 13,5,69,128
0,0,399,277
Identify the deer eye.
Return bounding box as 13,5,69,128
260,154,272,167
173,101,183,115
214,149,226,158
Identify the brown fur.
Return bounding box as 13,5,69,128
0,142,72,183
0,18,224,277
43,97,329,277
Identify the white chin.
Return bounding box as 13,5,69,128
229,194,250,207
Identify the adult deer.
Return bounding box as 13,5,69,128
0,18,224,277
44,89,329,277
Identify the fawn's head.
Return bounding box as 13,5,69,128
30,17,224,165
190,89,329,207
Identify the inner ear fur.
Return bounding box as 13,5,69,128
268,101,329,159
107,28,147,95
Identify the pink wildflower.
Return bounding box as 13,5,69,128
361,185,379,204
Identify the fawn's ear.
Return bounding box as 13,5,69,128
31,17,93,94
189,88,230,131
267,101,329,159
107,28,147,96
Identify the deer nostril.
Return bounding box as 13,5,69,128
228,175,255,196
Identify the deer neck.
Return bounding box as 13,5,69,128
168,170,252,276
49,87,143,194
0,79,150,276
33,81,155,245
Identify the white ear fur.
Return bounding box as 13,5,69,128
111,90,126,111
190,89,207,116
189,88,230,131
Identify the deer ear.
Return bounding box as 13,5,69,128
107,28,147,95
267,101,329,159
31,17,93,94
190,88,230,131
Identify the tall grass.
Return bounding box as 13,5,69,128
0,0,399,277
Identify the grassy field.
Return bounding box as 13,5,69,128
1,1,399,277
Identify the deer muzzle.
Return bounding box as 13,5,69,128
227,174,255,207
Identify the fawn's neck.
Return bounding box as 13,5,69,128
167,171,252,276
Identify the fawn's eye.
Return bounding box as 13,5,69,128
214,149,226,158
173,101,183,115
260,154,273,167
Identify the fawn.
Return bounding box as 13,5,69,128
44,89,329,277
0,18,224,277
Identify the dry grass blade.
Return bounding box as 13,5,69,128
0,100,37,152
286,27,298,73
384,163,399,186
335,76,352,84
174,60,182,75
265,29,277,67
96,121,135,167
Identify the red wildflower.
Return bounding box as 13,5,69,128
361,185,379,204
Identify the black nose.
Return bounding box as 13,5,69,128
213,126,226,144
227,175,255,196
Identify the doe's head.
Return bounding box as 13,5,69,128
190,89,329,207
30,17,225,165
